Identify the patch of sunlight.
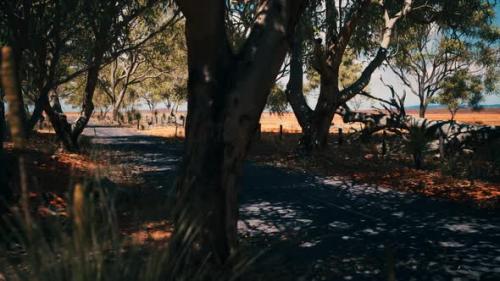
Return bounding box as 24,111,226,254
361,228,379,235
237,219,280,236
328,221,351,230
443,223,479,233
439,241,465,248
299,240,320,248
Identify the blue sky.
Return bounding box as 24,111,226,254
496,3,500,26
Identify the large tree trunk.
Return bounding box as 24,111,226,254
27,97,45,132
285,27,313,131
0,90,5,147
300,79,339,150
1,47,27,149
171,0,305,273
285,28,338,151
72,58,102,145
0,87,10,213
112,88,128,122
40,92,77,151
1,47,27,211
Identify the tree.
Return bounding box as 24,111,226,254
61,16,186,124
388,22,498,118
286,0,414,150
112,19,187,120
434,69,484,121
169,0,306,271
266,85,289,115
51,0,178,149
0,0,83,135
284,0,498,150
0,0,177,150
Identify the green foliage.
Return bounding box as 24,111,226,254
387,0,498,117
403,122,435,169
59,13,187,115
434,70,485,119
266,85,288,115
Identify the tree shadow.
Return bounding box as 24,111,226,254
240,163,500,280
84,127,500,280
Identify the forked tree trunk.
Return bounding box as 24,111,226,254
28,98,45,132
40,92,76,151
112,88,128,122
171,0,305,272
285,29,313,132
299,87,339,150
72,57,102,145
285,29,338,151
285,1,411,153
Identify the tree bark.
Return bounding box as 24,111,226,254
72,56,103,145
419,100,426,118
171,0,305,272
300,80,339,149
0,89,5,148
1,46,26,211
0,87,11,213
1,47,27,149
28,97,46,132
40,92,76,151
285,27,313,131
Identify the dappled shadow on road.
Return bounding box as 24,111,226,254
86,130,183,237
240,164,500,280
90,133,182,191
84,127,500,280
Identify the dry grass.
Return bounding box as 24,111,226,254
259,108,500,134
142,109,500,138
407,108,500,126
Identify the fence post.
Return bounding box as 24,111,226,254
382,130,387,156
279,124,283,140
338,128,343,145
256,123,261,140
439,130,445,160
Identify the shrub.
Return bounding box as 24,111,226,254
403,122,434,169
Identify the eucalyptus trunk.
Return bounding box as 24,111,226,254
419,99,426,118
170,0,305,272
1,47,27,149
0,88,10,213
72,53,103,145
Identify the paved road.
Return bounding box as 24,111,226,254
85,126,500,281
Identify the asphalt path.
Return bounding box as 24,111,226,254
84,126,500,281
